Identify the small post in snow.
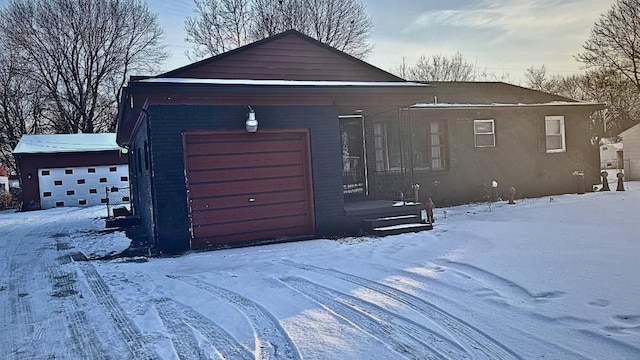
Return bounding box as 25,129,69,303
616,172,625,191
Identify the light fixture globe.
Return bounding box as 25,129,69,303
246,109,258,133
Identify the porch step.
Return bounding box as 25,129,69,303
365,214,421,229
371,222,434,237
364,211,433,237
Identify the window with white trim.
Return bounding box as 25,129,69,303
545,116,566,153
474,119,495,147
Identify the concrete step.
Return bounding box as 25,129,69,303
364,214,421,229
371,222,433,237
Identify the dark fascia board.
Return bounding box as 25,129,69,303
157,29,404,82
115,80,430,146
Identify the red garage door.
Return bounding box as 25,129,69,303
183,130,315,248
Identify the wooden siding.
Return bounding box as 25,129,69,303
162,32,400,82
183,130,315,248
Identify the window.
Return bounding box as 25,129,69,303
77,179,85,184
88,168,96,173
545,116,566,153
89,188,97,194
54,180,63,186
43,192,52,197
66,190,75,196
78,199,87,205
65,169,73,174
374,119,447,171
474,119,495,147
99,177,107,183
55,201,64,207
41,170,50,176
120,176,128,182
109,166,117,172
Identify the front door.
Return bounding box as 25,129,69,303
340,116,367,197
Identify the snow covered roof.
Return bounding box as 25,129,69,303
13,133,123,154
139,78,429,87
410,101,603,109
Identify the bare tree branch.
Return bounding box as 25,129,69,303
0,0,168,137
185,0,373,61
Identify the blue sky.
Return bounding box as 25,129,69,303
0,0,614,83
148,0,614,83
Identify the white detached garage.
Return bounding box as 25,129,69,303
13,133,130,211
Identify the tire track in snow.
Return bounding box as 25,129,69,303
155,298,254,360
433,260,565,305
155,298,210,360
282,260,521,360
77,261,158,359
281,276,470,360
47,263,106,360
168,275,301,360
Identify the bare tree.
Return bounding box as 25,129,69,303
185,0,373,60
0,0,168,135
0,45,46,174
185,0,252,60
393,52,479,82
526,65,640,140
577,0,640,91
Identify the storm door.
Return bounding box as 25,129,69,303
340,116,367,197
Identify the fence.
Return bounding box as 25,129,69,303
105,186,131,218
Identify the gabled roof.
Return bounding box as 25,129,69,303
13,133,123,154
619,122,640,138
157,30,403,82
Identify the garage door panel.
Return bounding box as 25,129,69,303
192,214,309,238
186,152,303,171
186,139,304,156
192,201,308,225
192,225,312,247
189,176,305,199
187,164,305,184
185,132,303,146
189,189,307,211
184,130,315,249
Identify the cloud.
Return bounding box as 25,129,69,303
409,0,606,36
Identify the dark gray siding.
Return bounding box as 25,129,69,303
390,107,599,206
145,105,344,254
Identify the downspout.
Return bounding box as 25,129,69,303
407,106,415,190
398,107,405,200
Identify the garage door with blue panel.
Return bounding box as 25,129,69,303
183,130,315,248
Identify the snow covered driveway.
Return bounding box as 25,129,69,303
1,185,640,359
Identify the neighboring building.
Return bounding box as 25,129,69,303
619,123,640,180
116,30,604,254
599,138,624,184
13,133,129,210
0,164,9,192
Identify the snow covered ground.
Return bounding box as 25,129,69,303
1,184,640,359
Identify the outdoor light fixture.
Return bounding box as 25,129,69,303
246,106,258,133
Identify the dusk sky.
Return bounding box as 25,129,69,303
146,0,613,84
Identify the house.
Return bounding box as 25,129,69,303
116,30,604,254
0,164,9,192
599,138,624,183
619,123,640,180
13,133,130,211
